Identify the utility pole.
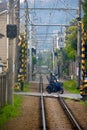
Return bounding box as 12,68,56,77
52,38,55,72
24,0,29,82
15,0,20,82
28,14,32,81
24,0,27,82
7,0,14,105
29,24,32,81
77,0,81,88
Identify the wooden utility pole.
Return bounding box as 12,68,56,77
7,0,14,105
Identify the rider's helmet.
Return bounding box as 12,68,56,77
50,71,52,75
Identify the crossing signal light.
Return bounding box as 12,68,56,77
54,52,58,56
7,24,17,38
32,48,36,55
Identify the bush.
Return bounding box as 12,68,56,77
0,95,23,128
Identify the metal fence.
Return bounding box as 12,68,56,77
0,72,7,107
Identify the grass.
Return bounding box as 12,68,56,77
0,95,23,128
0,82,30,128
80,100,87,107
24,83,30,92
14,82,30,92
63,80,87,106
63,80,80,93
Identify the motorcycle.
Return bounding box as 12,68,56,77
46,74,64,94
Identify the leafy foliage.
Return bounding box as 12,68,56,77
82,0,87,30
64,26,77,60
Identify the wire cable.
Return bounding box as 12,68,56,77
59,0,77,19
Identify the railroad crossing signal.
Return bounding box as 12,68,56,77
80,22,87,96
6,24,17,38
32,48,36,55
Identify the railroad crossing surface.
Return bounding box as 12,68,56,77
14,92,82,100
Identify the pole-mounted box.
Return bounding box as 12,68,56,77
6,24,17,38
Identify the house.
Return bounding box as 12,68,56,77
0,2,7,66
0,1,17,72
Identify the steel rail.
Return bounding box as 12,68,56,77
58,94,82,130
39,74,46,130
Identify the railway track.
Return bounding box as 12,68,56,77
13,73,83,130
39,74,82,130
58,95,82,130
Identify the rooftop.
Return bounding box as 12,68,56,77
0,2,7,12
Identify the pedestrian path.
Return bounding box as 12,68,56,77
59,93,82,100
14,92,82,100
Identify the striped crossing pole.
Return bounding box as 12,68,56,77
17,34,27,90
80,23,87,96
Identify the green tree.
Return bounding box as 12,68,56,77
64,26,77,60
82,0,87,30
62,23,77,75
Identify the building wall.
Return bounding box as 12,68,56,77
0,11,7,64
0,11,16,68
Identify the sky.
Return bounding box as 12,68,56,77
19,0,79,50
2,0,79,50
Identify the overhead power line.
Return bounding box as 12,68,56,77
34,33,58,35
20,7,78,11
29,24,69,27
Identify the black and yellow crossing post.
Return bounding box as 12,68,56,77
80,23,87,97
17,34,27,91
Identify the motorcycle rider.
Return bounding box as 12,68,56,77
49,72,57,83
46,72,64,94
49,72,58,91
49,72,61,91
